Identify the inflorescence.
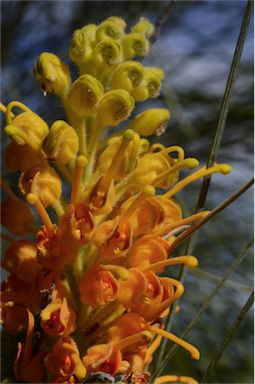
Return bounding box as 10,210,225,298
0,16,232,384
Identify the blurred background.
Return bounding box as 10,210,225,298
1,1,254,383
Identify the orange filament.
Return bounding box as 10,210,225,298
152,158,199,186
151,145,185,162
144,334,162,363
100,129,135,192
126,131,140,172
142,256,198,273
23,309,35,367
113,330,152,352
0,102,14,117
164,164,232,198
71,155,88,204
155,375,199,384
26,193,53,235
159,277,184,307
118,185,155,227
149,325,200,360
154,211,210,237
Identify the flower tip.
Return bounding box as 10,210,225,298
185,158,200,169
218,164,232,174
123,128,136,141
191,348,200,360
143,185,156,196
26,193,39,205
76,155,88,168
186,256,198,268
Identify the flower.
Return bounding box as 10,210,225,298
0,15,232,384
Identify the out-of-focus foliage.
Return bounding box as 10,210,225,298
1,1,253,383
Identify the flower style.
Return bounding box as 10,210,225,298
0,15,232,384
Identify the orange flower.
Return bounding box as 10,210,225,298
0,197,36,236
79,263,119,307
82,342,123,376
19,164,62,207
1,240,41,284
1,276,36,334
60,202,95,245
13,309,46,383
37,225,77,270
40,297,76,337
116,268,147,309
127,235,170,269
4,142,47,172
93,218,132,260
44,336,86,380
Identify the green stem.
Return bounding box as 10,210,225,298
201,290,254,383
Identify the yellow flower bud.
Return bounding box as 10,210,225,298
34,52,71,97
96,17,126,41
128,108,170,136
111,61,144,92
69,24,97,64
19,165,62,207
121,33,149,59
131,17,155,38
93,39,122,66
132,67,164,102
5,101,49,151
44,120,79,165
97,89,135,127
68,74,104,117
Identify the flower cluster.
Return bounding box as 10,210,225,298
0,17,232,384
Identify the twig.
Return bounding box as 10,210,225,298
151,236,253,380
150,0,176,44
156,1,253,363
196,0,253,208
201,290,254,383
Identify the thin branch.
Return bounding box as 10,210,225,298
171,177,254,249
156,1,253,363
150,0,176,44
196,0,253,209
201,290,254,383
155,177,254,363
151,236,253,380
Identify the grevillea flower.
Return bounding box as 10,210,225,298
0,15,232,384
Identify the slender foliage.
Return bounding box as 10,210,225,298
151,236,253,380
201,290,254,383
157,0,253,364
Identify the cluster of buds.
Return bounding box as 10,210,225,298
0,16,232,384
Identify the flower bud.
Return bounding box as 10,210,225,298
69,24,97,64
34,52,71,97
2,241,41,284
44,120,79,165
96,17,126,41
98,89,135,126
131,17,155,38
132,67,164,102
5,102,49,151
68,74,104,117
93,39,122,66
121,33,149,59
128,108,170,136
1,197,36,236
111,61,144,92
19,165,62,207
